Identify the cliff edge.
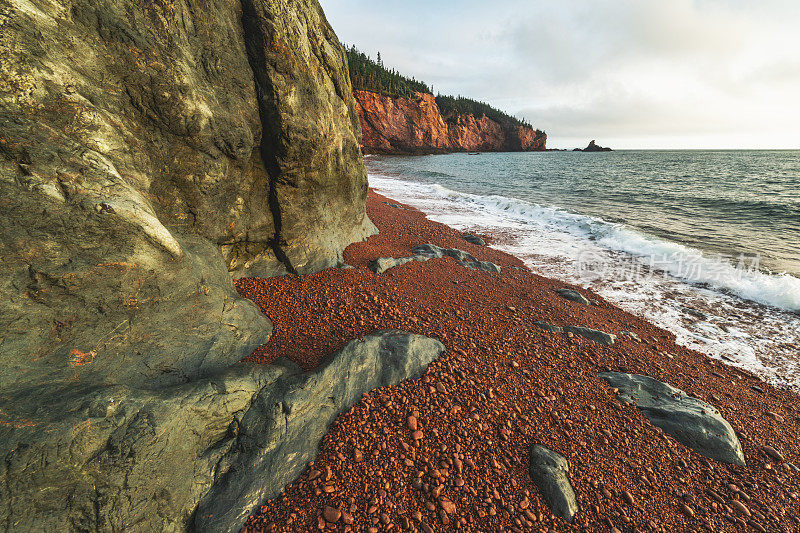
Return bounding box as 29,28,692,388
354,90,547,154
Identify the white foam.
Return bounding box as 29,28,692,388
370,172,800,389
370,174,800,312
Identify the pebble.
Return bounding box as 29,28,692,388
622,490,635,505
412,430,424,440
440,499,456,515
731,500,751,517
407,415,418,431
323,506,341,523
761,445,785,462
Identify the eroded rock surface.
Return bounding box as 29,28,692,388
599,372,745,465
0,0,376,530
528,444,579,523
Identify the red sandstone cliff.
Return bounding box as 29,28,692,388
354,90,546,154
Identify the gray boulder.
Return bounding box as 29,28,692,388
599,372,745,466
463,234,486,246
194,330,445,532
556,288,591,305
370,255,426,274
564,326,616,346
368,244,501,274
533,321,565,333
528,445,579,523
532,322,616,345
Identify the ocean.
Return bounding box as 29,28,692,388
365,150,800,389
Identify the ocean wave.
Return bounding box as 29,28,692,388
370,174,800,312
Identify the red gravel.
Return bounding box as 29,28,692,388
235,191,800,532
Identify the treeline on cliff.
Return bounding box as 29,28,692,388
345,45,430,100
345,45,543,134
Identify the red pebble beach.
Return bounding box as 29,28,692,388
235,190,800,532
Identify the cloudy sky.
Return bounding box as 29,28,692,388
321,0,800,149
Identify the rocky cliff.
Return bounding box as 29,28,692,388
0,0,376,530
354,90,547,154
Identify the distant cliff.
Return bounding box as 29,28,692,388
354,90,546,154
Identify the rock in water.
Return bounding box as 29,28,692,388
580,140,612,152
194,331,445,532
599,372,745,465
0,0,377,530
556,288,591,305
528,445,579,523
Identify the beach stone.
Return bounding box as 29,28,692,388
556,289,591,305
369,256,425,274
370,244,501,274
564,326,616,345
532,322,615,345
459,259,502,273
528,444,579,523
599,372,746,465
620,331,642,342
463,234,486,246
533,321,565,333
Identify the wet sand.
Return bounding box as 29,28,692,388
235,190,799,532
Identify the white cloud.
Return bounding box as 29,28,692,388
322,0,800,148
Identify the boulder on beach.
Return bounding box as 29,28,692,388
463,234,486,246
369,244,502,274
195,330,445,532
533,322,616,345
556,288,591,305
528,444,579,523
599,372,746,465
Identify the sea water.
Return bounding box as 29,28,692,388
365,150,800,389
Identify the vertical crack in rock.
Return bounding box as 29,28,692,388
239,0,296,275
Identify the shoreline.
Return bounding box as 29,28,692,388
237,189,799,532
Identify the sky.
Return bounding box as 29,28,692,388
320,0,800,149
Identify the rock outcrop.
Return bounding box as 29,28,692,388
599,372,746,465
195,331,445,532
0,0,377,530
354,90,547,154
576,140,612,152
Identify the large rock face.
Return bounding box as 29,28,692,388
0,0,375,530
354,90,547,154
